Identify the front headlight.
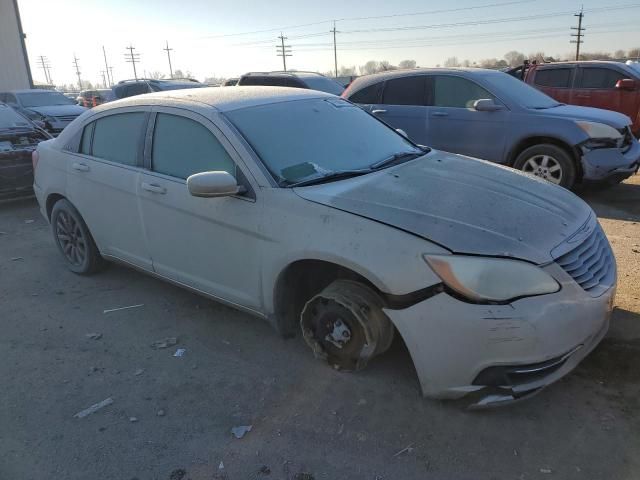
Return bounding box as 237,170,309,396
576,121,622,140
424,255,560,302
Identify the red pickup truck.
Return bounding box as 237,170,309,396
510,61,640,136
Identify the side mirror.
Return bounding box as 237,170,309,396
616,79,637,91
187,171,243,198
396,128,409,138
473,99,504,112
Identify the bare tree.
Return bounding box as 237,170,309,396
443,57,460,67
528,51,547,63
628,48,640,60
614,49,626,59
360,61,380,75
461,59,471,67
504,50,526,67
378,60,396,71
579,51,612,61
398,59,417,69
149,71,166,80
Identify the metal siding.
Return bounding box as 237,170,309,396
0,0,32,90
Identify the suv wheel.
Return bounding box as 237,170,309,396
300,279,394,371
51,199,106,274
513,144,576,189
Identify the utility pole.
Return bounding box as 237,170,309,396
102,46,111,86
570,8,585,61
331,21,339,78
100,71,107,88
72,55,82,90
163,40,174,79
276,33,292,71
125,45,140,80
38,55,51,84
109,66,114,84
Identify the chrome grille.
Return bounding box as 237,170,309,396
555,224,616,297
54,115,79,122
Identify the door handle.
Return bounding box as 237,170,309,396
371,109,387,114
432,111,449,117
71,162,89,172
141,182,167,194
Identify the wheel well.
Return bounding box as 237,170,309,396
507,137,583,180
45,193,66,220
272,260,380,338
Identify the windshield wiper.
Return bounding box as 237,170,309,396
287,169,371,188
369,150,425,170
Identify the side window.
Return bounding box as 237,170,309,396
80,122,94,154
348,82,383,104
92,112,146,166
433,76,493,108
534,68,572,88
151,113,236,179
578,68,626,89
382,76,427,106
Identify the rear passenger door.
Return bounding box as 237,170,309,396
67,108,152,269
573,66,638,119
426,75,509,162
137,107,263,310
530,65,575,104
369,76,429,144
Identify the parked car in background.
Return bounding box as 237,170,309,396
77,89,116,108
0,90,87,136
223,78,239,86
112,78,207,100
0,103,52,199
34,87,615,407
343,68,639,189
509,61,640,136
237,71,345,95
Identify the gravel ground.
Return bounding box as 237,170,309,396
0,176,639,480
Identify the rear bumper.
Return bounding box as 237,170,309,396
580,138,640,183
383,263,614,407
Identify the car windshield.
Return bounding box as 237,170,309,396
225,97,423,186
481,73,562,109
18,91,76,107
302,76,345,95
0,105,32,130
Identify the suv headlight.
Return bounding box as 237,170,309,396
576,121,622,140
424,255,560,302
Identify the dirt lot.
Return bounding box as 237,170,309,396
1,177,639,480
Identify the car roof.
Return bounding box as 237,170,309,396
348,67,503,89
242,71,324,78
534,60,639,74
91,86,332,113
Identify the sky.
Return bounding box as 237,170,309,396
17,0,640,88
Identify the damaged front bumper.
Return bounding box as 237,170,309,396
580,134,640,183
383,263,614,408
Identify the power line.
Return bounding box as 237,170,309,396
125,45,141,80
571,7,585,61
276,33,292,71
163,40,174,78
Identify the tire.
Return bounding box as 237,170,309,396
300,279,394,372
51,199,106,274
513,144,577,189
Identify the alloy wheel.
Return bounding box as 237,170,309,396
522,154,563,184
55,211,87,266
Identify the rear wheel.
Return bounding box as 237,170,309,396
513,144,577,189
300,279,394,371
51,199,106,274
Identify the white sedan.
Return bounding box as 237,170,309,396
32,87,616,407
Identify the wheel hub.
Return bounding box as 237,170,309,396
522,154,563,185
324,317,352,349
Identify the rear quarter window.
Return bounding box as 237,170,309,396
578,68,626,89
534,68,573,88
348,82,383,104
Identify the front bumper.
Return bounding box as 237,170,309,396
580,136,640,183
383,263,614,407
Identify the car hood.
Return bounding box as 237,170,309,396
294,152,593,264
534,104,631,129
26,105,86,117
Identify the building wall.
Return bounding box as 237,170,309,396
0,0,33,90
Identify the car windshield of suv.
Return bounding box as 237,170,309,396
225,97,423,185
302,76,345,95
18,92,76,107
0,105,32,130
481,73,562,109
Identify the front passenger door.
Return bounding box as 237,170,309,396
137,109,264,310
